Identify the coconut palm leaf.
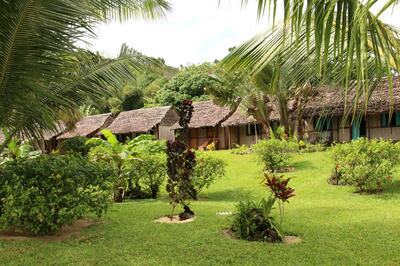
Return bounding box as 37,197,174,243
0,0,170,147
229,0,400,112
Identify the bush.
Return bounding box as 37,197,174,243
59,136,95,156
125,154,167,199
230,144,252,155
253,139,299,172
331,138,400,192
0,154,112,234
299,141,327,153
231,196,282,242
127,134,166,155
191,154,225,196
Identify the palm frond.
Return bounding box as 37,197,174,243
232,0,400,111
0,0,170,145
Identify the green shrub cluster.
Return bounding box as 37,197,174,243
331,138,400,192
231,196,282,242
0,154,112,234
59,136,95,156
125,154,167,199
230,144,252,155
252,139,299,171
298,141,327,153
191,153,225,195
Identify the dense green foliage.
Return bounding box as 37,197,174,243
2,151,400,264
128,134,166,155
331,138,400,192
59,136,94,156
126,154,166,199
0,154,112,234
253,139,299,171
156,64,218,105
0,1,171,146
192,153,225,196
231,196,282,242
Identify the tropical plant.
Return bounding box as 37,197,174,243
0,0,171,152
125,154,166,199
156,63,219,105
0,131,41,164
127,134,166,154
331,138,400,192
231,196,282,242
264,172,296,226
87,129,136,202
191,154,225,196
0,153,112,234
165,100,197,218
226,1,400,118
253,139,299,171
59,136,95,156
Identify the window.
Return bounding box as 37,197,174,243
246,124,262,136
313,118,332,132
380,112,400,127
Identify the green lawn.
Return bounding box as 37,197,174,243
1,151,400,265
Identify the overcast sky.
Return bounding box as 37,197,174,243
84,0,400,67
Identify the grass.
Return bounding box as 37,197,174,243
1,150,400,265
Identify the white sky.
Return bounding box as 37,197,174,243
84,0,400,67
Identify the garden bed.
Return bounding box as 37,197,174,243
0,218,98,242
154,215,196,224
221,229,302,244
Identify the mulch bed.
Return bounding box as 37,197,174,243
221,229,302,244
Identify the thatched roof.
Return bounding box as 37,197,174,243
104,106,178,134
303,77,400,117
172,100,232,129
221,105,280,127
58,113,112,139
43,123,66,140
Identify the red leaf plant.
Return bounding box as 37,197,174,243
264,172,295,226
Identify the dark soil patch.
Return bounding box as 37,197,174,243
221,229,302,244
0,218,99,242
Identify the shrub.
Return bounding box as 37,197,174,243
264,172,295,226
331,138,400,192
0,154,112,234
299,142,327,153
253,139,299,171
191,154,225,196
127,134,166,155
87,130,136,202
230,144,252,155
231,196,282,242
60,136,94,155
125,154,166,199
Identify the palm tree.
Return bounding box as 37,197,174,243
226,1,400,113
0,0,171,150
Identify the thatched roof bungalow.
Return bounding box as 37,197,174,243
173,100,232,150
58,113,113,139
221,107,280,148
303,77,400,143
102,106,179,142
